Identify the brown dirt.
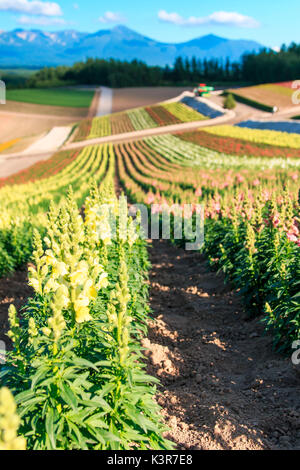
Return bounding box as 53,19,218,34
112,87,193,113
0,113,75,143
144,239,300,450
0,100,89,143
0,268,32,346
0,133,46,155
229,87,293,110
87,89,101,118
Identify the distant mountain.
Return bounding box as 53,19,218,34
0,25,264,67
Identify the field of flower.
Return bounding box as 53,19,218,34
74,102,208,141
162,102,206,122
0,147,173,450
0,114,299,450
237,120,300,135
116,134,299,352
203,125,300,149
178,130,300,158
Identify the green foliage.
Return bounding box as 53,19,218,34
6,88,94,107
228,92,274,112
223,93,236,110
0,188,173,450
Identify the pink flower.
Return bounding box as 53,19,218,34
212,201,221,212
195,187,202,197
272,213,281,228
253,179,260,186
287,232,298,243
145,192,155,205
261,190,270,202
151,205,161,215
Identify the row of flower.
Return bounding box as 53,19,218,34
0,144,114,277
203,125,300,149
73,102,206,142
162,102,206,123
116,134,299,353
0,178,172,449
178,130,300,159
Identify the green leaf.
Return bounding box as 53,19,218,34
45,408,56,450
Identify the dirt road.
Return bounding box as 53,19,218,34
96,87,113,116
145,240,300,450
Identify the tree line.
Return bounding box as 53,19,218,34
20,41,300,88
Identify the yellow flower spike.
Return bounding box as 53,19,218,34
44,278,60,294
41,265,49,278
75,306,92,324
8,305,19,329
0,387,26,451
55,286,70,309
28,318,38,345
28,277,40,293
74,295,90,310
52,261,68,278
96,272,108,289
42,327,51,337
70,269,88,287
44,250,57,266
44,237,51,247
82,279,97,300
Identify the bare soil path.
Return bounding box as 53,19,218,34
112,87,193,113
96,87,113,117
144,240,300,450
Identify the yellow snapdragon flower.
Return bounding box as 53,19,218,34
0,387,26,451
75,306,92,324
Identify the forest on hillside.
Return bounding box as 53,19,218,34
4,42,300,89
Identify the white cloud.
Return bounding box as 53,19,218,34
272,46,280,52
98,11,125,24
17,14,65,25
158,10,260,28
0,0,62,17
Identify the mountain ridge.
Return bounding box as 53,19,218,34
0,25,264,67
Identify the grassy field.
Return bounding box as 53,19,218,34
6,88,95,107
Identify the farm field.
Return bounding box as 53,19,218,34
236,120,300,134
0,113,76,145
112,87,193,113
73,102,207,141
6,88,95,108
0,99,91,144
203,125,300,149
0,89,299,450
228,82,294,111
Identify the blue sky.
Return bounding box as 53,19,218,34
0,0,299,48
